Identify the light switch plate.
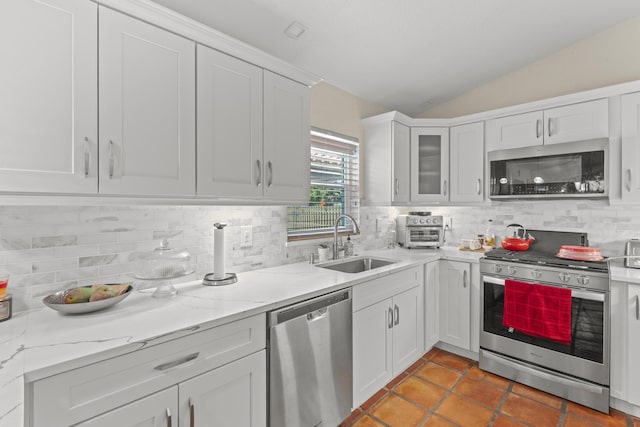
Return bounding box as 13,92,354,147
240,226,252,247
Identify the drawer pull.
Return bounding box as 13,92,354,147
166,408,172,427
189,398,195,427
154,352,199,371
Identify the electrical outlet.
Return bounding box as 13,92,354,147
240,225,252,247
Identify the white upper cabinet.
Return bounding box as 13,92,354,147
486,99,608,151
486,111,543,151
98,7,196,197
392,122,411,204
621,92,640,202
0,0,97,194
449,122,484,203
410,127,450,203
197,45,263,199
363,119,410,205
262,71,310,203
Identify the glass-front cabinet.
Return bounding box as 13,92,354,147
410,127,449,202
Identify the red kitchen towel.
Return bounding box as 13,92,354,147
503,279,572,345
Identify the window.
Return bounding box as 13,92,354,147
287,127,359,241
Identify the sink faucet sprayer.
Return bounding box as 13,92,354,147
333,214,360,260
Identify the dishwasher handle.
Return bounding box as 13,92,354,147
269,288,352,326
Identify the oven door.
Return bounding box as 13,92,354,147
480,275,609,386
407,226,442,247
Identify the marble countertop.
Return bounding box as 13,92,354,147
0,246,480,427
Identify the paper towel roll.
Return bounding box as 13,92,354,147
213,223,226,279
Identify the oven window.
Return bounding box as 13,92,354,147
409,228,440,242
483,282,604,363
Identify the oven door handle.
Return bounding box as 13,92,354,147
481,350,606,395
482,275,605,302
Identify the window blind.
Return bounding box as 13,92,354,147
287,127,360,239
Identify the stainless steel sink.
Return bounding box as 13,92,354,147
316,256,397,273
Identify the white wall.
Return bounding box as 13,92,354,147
418,16,640,118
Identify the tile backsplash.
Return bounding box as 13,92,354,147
1,205,401,311
3,200,638,311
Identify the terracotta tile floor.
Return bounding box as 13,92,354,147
340,348,639,427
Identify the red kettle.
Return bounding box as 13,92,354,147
501,224,535,251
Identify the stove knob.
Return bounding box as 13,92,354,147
577,275,590,286
426,218,432,224
531,269,542,279
558,272,571,283
507,266,517,275
494,264,503,273
411,218,419,225
420,218,426,224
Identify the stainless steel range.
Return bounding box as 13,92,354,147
479,230,610,413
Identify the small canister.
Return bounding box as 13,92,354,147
0,294,12,322
625,239,640,268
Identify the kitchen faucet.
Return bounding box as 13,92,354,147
333,214,360,260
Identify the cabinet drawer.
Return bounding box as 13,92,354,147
30,314,265,427
353,266,423,312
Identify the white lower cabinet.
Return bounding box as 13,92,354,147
627,283,640,406
178,351,266,427
76,387,178,427
439,260,471,350
29,315,266,427
352,266,424,408
424,261,439,351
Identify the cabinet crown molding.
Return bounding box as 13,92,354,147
97,0,321,87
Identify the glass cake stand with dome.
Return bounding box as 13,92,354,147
132,239,195,298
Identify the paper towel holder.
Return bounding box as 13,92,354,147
202,272,237,286
203,222,238,286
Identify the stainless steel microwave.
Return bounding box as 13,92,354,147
488,139,608,199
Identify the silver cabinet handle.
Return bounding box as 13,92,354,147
256,160,262,187
627,169,632,192
388,307,393,329
189,398,195,427
394,304,399,326
463,270,467,288
84,137,90,178
443,180,447,196
536,119,541,139
267,161,273,188
166,408,172,427
548,117,552,137
108,140,115,178
395,178,399,196
636,295,639,321
476,178,481,195
154,352,199,371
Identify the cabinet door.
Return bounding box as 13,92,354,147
197,45,263,198
0,0,97,193
609,281,627,401
485,111,542,151
76,387,177,427
410,127,449,202
424,261,439,351
263,71,310,202
439,260,471,350
353,298,393,408
627,284,640,406
179,350,266,427
392,121,410,204
392,285,424,374
543,99,608,145
621,92,640,202
450,122,484,203
99,7,196,197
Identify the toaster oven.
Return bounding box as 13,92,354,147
625,239,640,268
396,214,444,248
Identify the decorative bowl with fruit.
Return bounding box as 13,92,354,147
43,283,132,314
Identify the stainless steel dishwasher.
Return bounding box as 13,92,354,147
268,288,352,427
